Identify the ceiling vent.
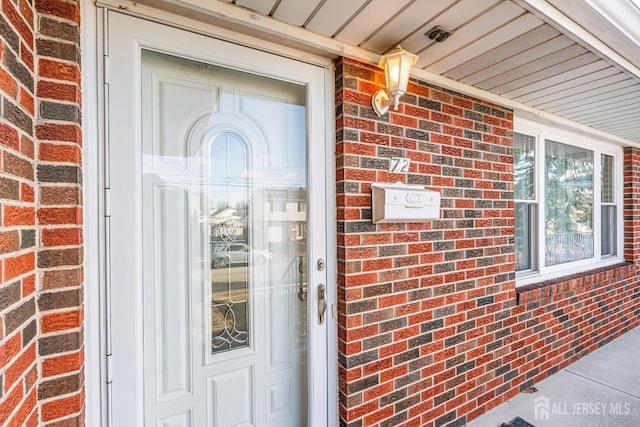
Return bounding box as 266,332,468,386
426,26,454,42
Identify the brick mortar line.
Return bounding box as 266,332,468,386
34,34,78,45
41,371,83,384
37,119,82,127
38,184,82,190
36,223,83,227
32,78,80,88
35,123,82,131
38,265,83,271
37,387,84,406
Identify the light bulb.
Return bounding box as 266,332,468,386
389,65,400,85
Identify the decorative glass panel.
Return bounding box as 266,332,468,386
544,140,593,266
210,133,250,354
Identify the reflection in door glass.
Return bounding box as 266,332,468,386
210,133,250,354
141,48,312,426
208,131,309,357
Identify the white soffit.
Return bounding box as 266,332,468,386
124,0,640,144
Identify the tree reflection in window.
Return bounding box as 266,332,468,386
209,133,250,354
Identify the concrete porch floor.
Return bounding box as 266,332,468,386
467,326,640,427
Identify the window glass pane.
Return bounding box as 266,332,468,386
601,154,614,203
514,133,536,200
545,140,593,266
515,203,534,271
601,205,616,256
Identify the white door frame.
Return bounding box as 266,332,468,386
82,4,337,426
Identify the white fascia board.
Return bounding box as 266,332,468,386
96,0,640,148
583,0,640,49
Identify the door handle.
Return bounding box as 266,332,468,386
318,284,327,325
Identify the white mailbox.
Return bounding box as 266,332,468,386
371,181,440,223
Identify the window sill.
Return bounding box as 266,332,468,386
516,261,636,305
516,257,625,287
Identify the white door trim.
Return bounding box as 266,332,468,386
96,0,335,69
83,4,337,426
82,3,108,426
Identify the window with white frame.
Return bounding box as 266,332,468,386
514,120,623,284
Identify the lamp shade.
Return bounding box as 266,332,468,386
371,45,419,116
379,45,418,106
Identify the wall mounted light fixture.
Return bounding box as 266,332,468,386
371,45,419,117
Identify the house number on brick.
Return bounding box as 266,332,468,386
389,157,410,173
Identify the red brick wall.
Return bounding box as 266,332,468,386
0,0,83,425
335,57,640,427
0,0,39,423
624,147,640,266
34,0,84,424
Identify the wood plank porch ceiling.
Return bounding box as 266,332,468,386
225,0,640,142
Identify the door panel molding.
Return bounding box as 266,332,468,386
105,11,332,427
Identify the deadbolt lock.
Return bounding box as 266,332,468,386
317,259,326,271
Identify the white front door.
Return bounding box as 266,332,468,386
107,12,329,427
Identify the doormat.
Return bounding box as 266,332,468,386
501,417,536,427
